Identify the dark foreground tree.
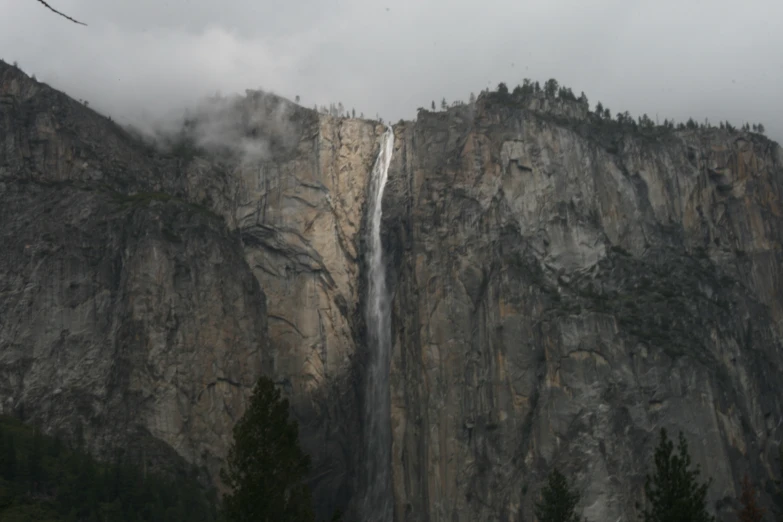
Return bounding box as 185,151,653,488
534,468,582,522
737,473,765,522
640,428,714,522
35,0,87,25
221,376,314,522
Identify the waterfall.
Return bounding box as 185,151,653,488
361,126,395,522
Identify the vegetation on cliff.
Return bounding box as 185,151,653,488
0,376,334,522
0,415,219,522
414,78,771,151
482,78,768,139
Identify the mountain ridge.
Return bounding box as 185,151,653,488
2,58,783,521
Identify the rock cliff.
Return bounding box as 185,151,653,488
383,95,783,521
2,59,783,522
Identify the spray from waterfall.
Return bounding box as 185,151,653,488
361,126,395,522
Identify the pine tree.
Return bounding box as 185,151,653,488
640,428,714,522
469,92,476,104
534,468,582,522
544,78,559,98
0,432,17,480
441,98,448,110
28,426,43,492
431,100,436,110
221,377,314,522
737,473,765,522
498,82,509,95
773,443,783,522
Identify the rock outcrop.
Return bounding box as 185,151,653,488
3,60,783,522
0,60,389,515
383,96,783,521
0,62,270,485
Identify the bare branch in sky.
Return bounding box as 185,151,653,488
36,0,87,26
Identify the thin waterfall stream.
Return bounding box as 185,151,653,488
361,126,395,522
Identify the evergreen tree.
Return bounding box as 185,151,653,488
773,443,783,522
469,92,476,104
516,78,534,98
639,428,714,522
595,102,604,117
28,426,43,492
1,432,16,480
498,82,509,95
639,114,654,130
221,377,314,522
534,468,582,522
431,100,435,110
544,78,559,98
737,473,765,522
352,108,356,118
757,123,765,134
441,98,447,110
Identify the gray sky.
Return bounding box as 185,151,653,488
2,0,782,142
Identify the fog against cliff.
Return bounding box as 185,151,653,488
1,0,782,141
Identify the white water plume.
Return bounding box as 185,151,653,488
361,126,395,522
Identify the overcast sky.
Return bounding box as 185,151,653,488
2,0,782,142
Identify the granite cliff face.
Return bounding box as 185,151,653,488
382,97,783,521
2,59,783,522
0,62,270,485
0,60,382,514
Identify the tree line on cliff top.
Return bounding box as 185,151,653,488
427,79,767,138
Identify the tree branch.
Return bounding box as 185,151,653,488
35,0,87,26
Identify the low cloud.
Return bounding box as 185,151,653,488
136,90,302,166
1,0,782,143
